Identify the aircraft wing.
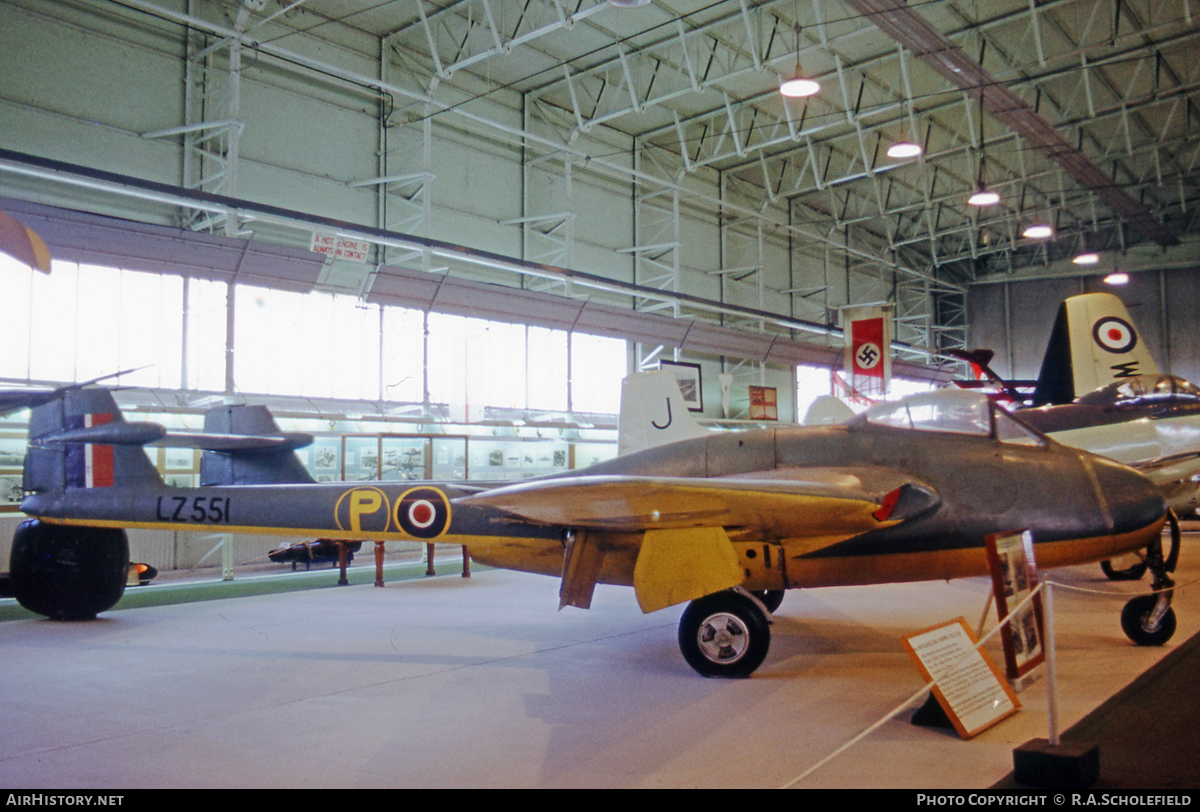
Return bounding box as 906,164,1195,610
460,467,939,613
457,466,939,539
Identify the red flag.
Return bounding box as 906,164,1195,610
843,305,891,399
851,316,885,379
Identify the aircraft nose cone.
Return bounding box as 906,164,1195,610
1087,454,1167,534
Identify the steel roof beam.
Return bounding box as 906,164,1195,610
842,0,1178,247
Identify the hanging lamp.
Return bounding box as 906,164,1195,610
780,23,819,97
967,94,999,206
887,140,922,159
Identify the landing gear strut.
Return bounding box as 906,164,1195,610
1120,515,1178,647
678,590,772,678
750,589,785,613
1101,556,1148,581
1102,509,1180,581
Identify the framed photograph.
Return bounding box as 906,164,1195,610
313,444,339,471
164,448,197,472
985,529,1045,680
660,360,703,412
748,385,778,421
1,474,23,510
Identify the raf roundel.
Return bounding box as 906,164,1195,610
395,487,452,539
1093,316,1137,354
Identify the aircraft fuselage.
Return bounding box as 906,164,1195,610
23,415,1164,597
564,421,1166,590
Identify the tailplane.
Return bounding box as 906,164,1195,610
9,385,315,493
618,371,708,454
199,404,315,485
1031,293,1159,406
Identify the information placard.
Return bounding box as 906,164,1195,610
902,617,1020,739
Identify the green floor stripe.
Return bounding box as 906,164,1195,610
0,561,487,622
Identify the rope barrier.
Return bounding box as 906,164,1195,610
780,584,1046,788
778,569,1195,788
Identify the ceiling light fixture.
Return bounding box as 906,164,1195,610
966,94,1000,207
780,70,820,97
886,141,922,159
968,187,1000,207
1073,252,1100,265
1022,224,1053,239
1104,272,1129,285
780,23,819,98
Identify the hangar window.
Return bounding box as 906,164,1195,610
423,316,626,415
381,306,424,404
0,257,185,390
796,364,833,418
529,326,568,411
1,256,629,417
185,277,228,392
571,333,627,414
233,284,382,401
427,314,530,413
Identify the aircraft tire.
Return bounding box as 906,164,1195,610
1101,558,1148,581
9,520,128,620
1120,594,1176,646
751,589,786,613
678,591,770,678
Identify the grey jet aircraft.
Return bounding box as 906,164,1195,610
0,376,1176,677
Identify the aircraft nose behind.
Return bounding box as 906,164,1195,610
1086,453,1167,535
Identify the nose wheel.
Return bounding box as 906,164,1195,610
1120,518,1178,647
678,591,771,678
1121,594,1176,646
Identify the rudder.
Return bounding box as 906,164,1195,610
1031,293,1159,405
24,388,162,494
618,371,708,454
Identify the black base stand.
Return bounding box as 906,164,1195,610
1013,738,1099,789
910,693,954,729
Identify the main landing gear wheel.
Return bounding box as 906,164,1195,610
1120,594,1176,646
8,520,128,620
678,591,771,678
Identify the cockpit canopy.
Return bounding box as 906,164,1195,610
855,389,1045,445
1076,374,1200,407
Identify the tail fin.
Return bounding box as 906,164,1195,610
24,388,163,493
618,371,708,455
199,405,315,485
1031,293,1159,406
803,395,855,425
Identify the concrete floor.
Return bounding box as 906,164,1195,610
1,537,1196,789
